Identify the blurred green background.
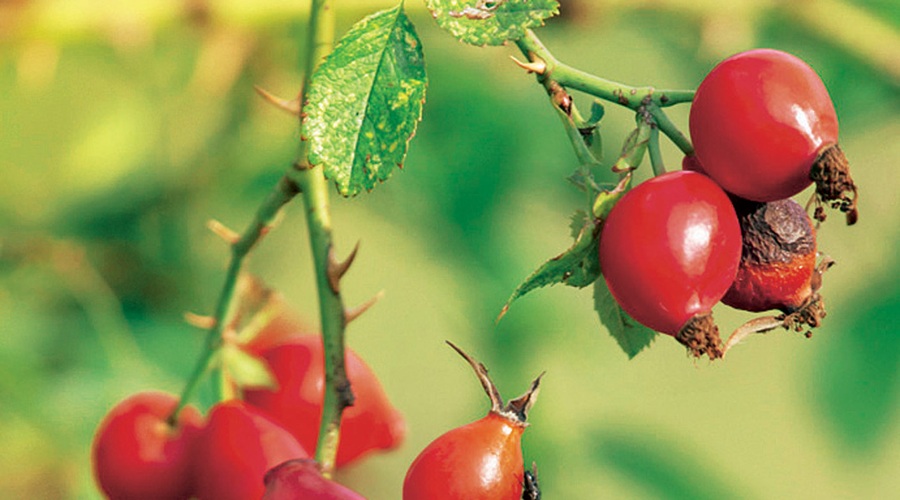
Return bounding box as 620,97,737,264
1,0,898,498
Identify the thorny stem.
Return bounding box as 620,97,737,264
287,0,352,478
514,29,695,173
168,4,343,468
169,175,300,425
515,30,695,109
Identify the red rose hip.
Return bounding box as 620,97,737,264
244,334,405,468
403,342,542,500
193,400,310,500
263,459,365,500
722,197,817,313
91,391,204,500
599,171,742,359
689,48,858,223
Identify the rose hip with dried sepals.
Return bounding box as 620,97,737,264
689,48,858,224
599,171,742,359
403,342,543,500
722,197,818,313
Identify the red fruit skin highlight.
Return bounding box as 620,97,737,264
722,198,817,313
263,459,366,500
92,391,204,500
403,413,526,500
193,400,310,500
599,171,742,335
690,48,839,202
244,334,405,468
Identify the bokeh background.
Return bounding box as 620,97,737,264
1,0,898,498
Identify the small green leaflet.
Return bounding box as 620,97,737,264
498,212,600,321
303,4,427,197
594,278,657,359
220,344,278,390
426,0,559,46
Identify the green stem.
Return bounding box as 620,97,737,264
289,0,348,477
647,104,694,155
515,30,694,110
294,163,351,477
647,125,666,176
169,175,300,425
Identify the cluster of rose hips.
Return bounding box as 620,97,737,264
93,305,541,499
600,49,857,359
92,308,404,499
91,48,857,500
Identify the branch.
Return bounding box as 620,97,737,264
286,0,352,477
169,175,300,425
514,29,695,110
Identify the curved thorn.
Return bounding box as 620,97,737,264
326,241,360,294
510,55,547,75
207,219,240,245
253,85,301,116
184,312,217,330
344,290,385,324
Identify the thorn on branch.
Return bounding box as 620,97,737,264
326,241,360,294
260,208,286,239
344,290,385,325
510,55,547,75
207,219,240,245
184,312,217,330
253,85,301,116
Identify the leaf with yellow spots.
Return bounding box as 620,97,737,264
426,0,559,46
303,3,427,197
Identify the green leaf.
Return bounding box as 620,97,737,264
303,4,427,197
499,214,600,320
594,278,657,359
592,172,632,220
220,344,278,391
426,0,559,46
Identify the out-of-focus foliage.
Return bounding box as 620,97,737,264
0,0,897,498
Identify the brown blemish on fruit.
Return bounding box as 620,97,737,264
810,143,859,225
733,198,816,266
723,198,818,313
676,313,723,360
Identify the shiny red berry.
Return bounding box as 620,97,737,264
403,342,542,500
599,171,742,359
689,48,857,223
262,459,366,500
193,400,310,500
91,391,204,500
244,334,405,467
